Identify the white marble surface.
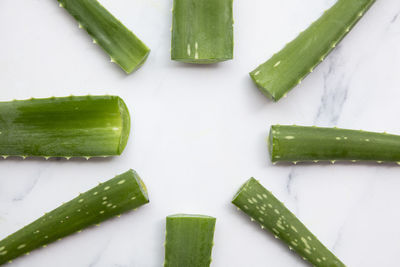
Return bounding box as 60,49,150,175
0,0,400,266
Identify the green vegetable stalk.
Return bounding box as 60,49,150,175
232,178,345,267
269,125,400,163
250,0,375,101
171,0,233,63
0,169,149,265
0,95,130,159
164,214,216,267
58,0,150,73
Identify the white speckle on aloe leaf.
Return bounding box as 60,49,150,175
276,223,285,230
0,251,7,256
301,237,311,248
254,70,260,76
345,27,350,32
291,241,298,247
274,209,280,214
250,218,255,222
45,236,48,239
316,258,322,263
0,247,4,251
187,44,191,56
273,61,281,67
258,217,264,222
104,186,110,191
78,23,83,28
131,196,136,200
93,192,98,195
358,11,363,17
335,137,341,140
77,209,81,212
92,39,97,44
304,248,312,254
248,198,253,204
284,136,295,140
243,205,249,210
291,225,298,232
103,196,108,200
78,199,84,203
365,139,370,142
268,204,273,208
112,127,119,131
112,205,117,209
252,197,258,203
59,3,64,8
17,244,26,250
117,179,126,185
107,203,112,207
256,194,263,200
99,211,105,214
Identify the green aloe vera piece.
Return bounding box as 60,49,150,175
250,0,375,101
0,95,130,159
269,125,400,163
164,214,216,267
232,178,345,267
58,0,150,73
0,169,149,265
171,0,233,63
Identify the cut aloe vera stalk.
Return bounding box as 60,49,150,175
0,95,130,159
232,178,345,267
164,214,216,267
171,0,233,63
0,169,149,265
58,0,150,73
269,125,400,163
250,0,375,101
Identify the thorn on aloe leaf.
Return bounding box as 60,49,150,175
232,178,345,267
0,169,149,265
249,0,375,101
269,125,400,163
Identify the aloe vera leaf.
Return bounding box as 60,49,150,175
250,0,375,101
164,214,216,267
232,178,345,267
0,95,130,159
269,125,400,163
171,0,233,63
0,169,149,265
58,0,150,73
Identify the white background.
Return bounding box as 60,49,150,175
0,0,400,266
